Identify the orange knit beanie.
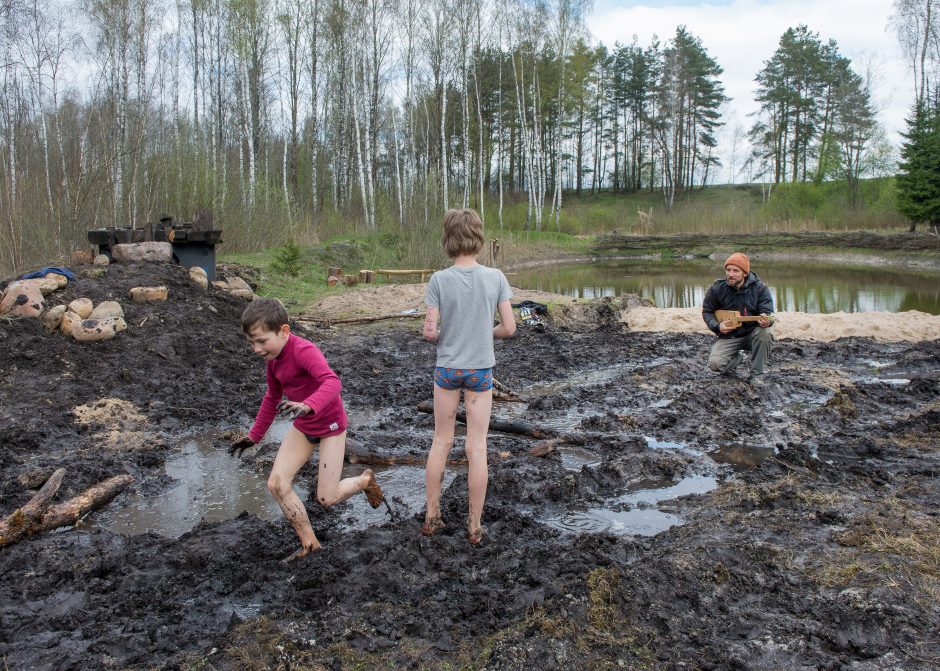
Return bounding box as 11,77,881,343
724,252,750,275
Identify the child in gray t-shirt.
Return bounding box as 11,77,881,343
421,208,516,545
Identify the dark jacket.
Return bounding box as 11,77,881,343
702,271,774,338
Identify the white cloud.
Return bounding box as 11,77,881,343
587,0,914,179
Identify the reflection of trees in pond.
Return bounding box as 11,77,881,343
512,261,940,314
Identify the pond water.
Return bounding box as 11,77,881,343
510,259,940,314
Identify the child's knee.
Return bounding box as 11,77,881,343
707,358,723,372
464,441,486,459
755,328,774,344
267,472,291,498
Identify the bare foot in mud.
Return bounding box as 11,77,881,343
361,469,385,508
421,516,446,536
466,519,486,546
281,542,321,564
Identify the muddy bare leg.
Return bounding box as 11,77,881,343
269,427,320,556
464,388,493,536
315,432,372,505
426,384,461,522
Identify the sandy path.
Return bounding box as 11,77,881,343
623,306,940,342
305,283,939,342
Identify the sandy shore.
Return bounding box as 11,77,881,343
623,306,940,342
303,283,939,342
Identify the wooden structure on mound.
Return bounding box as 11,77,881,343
327,267,435,286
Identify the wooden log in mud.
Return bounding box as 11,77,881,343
416,400,555,439
527,438,566,457
0,468,65,548
35,474,134,533
302,311,426,326
0,472,133,547
492,378,525,402
346,445,467,466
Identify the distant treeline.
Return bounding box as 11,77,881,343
0,0,928,275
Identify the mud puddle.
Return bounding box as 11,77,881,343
94,418,449,537
541,474,719,536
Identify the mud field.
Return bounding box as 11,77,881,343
1,262,939,670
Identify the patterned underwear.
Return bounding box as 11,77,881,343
434,366,494,392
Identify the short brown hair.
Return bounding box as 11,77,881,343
241,298,288,334
441,208,485,258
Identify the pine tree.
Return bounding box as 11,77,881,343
896,100,940,233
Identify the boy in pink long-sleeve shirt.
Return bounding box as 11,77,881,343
230,298,385,560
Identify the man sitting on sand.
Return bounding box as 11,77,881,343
702,252,775,379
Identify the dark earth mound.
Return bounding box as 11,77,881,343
1,262,939,670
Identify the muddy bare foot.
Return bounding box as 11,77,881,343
466,519,486,546
421,516,446,536
280,543,321,564
361,469,385,508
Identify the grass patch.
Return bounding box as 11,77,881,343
812,497,940,602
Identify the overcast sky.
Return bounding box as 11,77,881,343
586,0,913,181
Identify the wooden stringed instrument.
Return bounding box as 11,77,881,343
715,309,776,328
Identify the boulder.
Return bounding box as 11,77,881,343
89,301,124,320
226,276,253,293
211,281,228,290
70,249,94,265
47,273,69,288
0,281,45,317
73,317,127,342
93,254,110,266
41,305,68,330
189,266,208,288
230,289,256,301
111,242,172,263
37,277,62,295
68,297,94,319
129,286,168,304
59,310,82,336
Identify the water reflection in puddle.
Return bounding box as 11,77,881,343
95,423,453,538
542,475,718,537
708,443,775,469
643,435,703,456
558,445,602,471
96,434,289,537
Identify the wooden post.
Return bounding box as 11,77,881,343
327,276,338,287
341,274,359,286
359,270,375,283
327,266,342,279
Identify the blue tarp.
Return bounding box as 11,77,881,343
19,266,77,281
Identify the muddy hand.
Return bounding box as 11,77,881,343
277,400,311,420
229,435,256,457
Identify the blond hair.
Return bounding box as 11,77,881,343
441,208,485,258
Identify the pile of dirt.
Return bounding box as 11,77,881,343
1,261,939,670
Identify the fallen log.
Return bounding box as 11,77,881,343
345,445,517,466
36,475,134,533
302,311,426,326
527,438,566,457
0,468,65,548
0,473,133,547
416,400,555,439
492,378,526,402
346,446,467,466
